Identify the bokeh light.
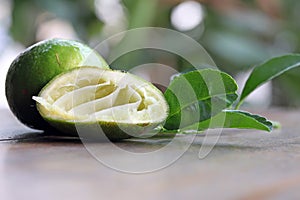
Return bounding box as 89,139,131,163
171,1,204,31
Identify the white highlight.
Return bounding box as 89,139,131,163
94,0,127,40
171,1,204,31
36,18,78,41
95,0,125,25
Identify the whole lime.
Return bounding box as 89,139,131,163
5,39,109,130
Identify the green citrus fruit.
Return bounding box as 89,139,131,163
33,67,169,141
5,39,109,130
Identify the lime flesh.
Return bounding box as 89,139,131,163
33,67,169,140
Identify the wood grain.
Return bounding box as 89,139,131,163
1,108,300,200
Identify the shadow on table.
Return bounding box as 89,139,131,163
0,129,264,152
1,106,284,152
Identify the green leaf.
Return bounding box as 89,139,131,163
164,69,238,130
183,110,273,132
238,54,300,108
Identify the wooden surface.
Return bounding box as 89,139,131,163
1,108,300,200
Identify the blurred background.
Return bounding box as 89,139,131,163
0,0,299,109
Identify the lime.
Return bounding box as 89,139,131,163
33,67,169,140
5,39,109,129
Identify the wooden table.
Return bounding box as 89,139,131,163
1,108,300,200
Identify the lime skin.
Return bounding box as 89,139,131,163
5,39,108,130
43,118,159,141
